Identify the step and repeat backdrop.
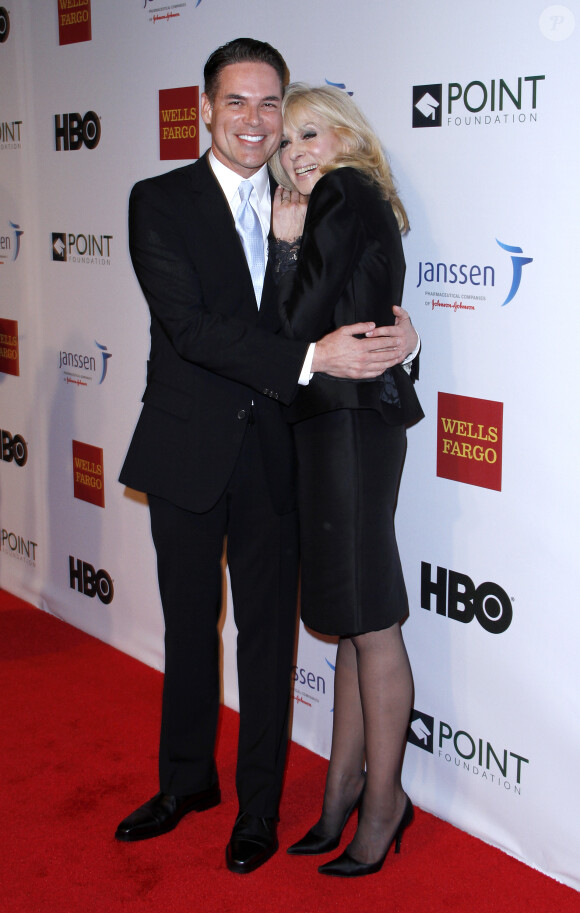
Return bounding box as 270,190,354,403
1,0,578,890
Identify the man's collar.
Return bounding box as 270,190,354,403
208,150,270,203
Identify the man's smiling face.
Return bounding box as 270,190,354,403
201,61,283,178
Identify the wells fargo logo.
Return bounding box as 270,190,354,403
72,439,104,507
58,0,92,46
0,318,19,376
159,86,199,161
437,392,503,491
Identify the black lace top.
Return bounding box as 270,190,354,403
270,237,301,280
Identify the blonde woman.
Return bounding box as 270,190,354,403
270,84,422,878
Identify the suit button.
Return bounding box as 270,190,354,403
262,388,270,396
237,409,247,420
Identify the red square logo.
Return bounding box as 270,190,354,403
0,318,19,376
159,86,199,161
58,0,92,45
73,440,105,507
437,393,503,491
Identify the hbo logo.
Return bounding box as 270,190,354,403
69,556,114,604
420,562,512,634
55,112,101,151
1,429,28,466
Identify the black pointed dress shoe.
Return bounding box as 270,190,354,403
287,776,366,855
225,812,278,874
318,794,414,878
115,785,221,842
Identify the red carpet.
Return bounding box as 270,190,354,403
1,590,577,912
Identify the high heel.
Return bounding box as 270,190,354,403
318,794,414,877
287,777,366,856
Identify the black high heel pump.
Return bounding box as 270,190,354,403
318,793,414,877
287,777,366,856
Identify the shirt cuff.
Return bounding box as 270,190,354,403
298,343,316,385
401,333,421,373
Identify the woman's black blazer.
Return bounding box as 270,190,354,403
277,167,423,427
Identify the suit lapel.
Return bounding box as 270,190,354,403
258,171,282,330
189,154,259,322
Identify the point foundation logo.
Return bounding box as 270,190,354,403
72,440,104,507
0,318,19,375
408,708,529,796
1,528,38,567
413,85,442,127
1,120,22,151
413,75,545,129
52,231,113,266
437,392,503,491
159,86,199,160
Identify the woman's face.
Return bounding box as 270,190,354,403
279,108,346,195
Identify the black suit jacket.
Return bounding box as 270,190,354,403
120,153,308,514
277,167,423,427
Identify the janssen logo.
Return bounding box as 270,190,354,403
413,75,545,128
144,0,203,23
0,221,24,265
145,0,203,4
325,79,353,96
59,340,112,387
417,239,533,311
291,659,332,710
408,708,529,796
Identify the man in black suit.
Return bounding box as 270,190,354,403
116,38,418,873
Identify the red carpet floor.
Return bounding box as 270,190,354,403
1,590,578,912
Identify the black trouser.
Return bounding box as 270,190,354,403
149,423,299,817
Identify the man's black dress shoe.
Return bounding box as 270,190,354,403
115,784,221,842
225,812,278,874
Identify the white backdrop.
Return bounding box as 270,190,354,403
1,0,578,890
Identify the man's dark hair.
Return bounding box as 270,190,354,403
204,37,289,102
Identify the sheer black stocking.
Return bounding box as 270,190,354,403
312,636,366,836
316,623,413,861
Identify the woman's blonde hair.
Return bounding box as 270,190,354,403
269,83,409,233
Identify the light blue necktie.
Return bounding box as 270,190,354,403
235,179,264,306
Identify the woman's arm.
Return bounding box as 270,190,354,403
273,171,363,341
